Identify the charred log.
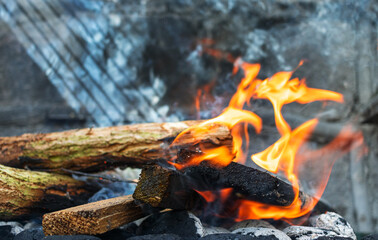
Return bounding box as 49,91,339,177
133,162,296,208
133,162,331,213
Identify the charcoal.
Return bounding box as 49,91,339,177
283,226,339,240
199,233,256,239
14,227,44,240
233,227,291,240
0,221,24,235
315,237,353,240
203,226,230,235
23,221,42,230
229,220,276,231
42,236,101,240
361,234,378,240
97,228,135,240
0,225,16,240
309,212,356,240
136,210,204,240
128,234,182,240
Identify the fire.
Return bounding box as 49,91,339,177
170,57,365,221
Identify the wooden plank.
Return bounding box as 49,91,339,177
42,195,146,236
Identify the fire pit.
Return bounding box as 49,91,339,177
0,0,377,240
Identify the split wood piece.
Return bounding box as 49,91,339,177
0,120,232,172
133,162,320,209
0,164,98,220
43,195,146,236
133,165,197,210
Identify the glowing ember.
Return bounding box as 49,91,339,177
169,57,365,222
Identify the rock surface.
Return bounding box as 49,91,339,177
97,228,135,240
136,210,204,240
229,220,276,231
283,226,340,240
0,221,24,235
0,225,17,240
362,234,378,240
203,226,230,236
233,227,291,240
315,237,353,240
42,236,101,240
128,234,182,240
309,212,356,240
199,233,256,240
14,227,45,240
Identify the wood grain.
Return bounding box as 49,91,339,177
43,195,146,235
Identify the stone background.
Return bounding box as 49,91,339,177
0,0,376,233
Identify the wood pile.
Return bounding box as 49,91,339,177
0,120,336,236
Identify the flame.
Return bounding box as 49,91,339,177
170,58,365,221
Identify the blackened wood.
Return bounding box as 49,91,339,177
133,163,332,216
43,195,146,236
133,165,198,210
133,162,297,208
184,161,296,206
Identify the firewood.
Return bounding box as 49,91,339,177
42,195,146,236
133,158,333,217
133,164,197,210
0,164,98,220
0,120,232,173
133,163,298,209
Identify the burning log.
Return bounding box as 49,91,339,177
0,120,232,172
0,164,98,220
133,162,307,208
42,195,146,236
133,161,333,217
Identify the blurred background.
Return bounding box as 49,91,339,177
0,0,376,232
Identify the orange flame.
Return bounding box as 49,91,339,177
170,58,365,221
237,124,366,222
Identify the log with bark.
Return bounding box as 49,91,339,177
0,120,232,173
133,162,333,214
0,164,99,220
43,195,146,236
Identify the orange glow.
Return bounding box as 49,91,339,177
170,58,365,221
202,48,236,63
195,189,217,203
197,38,237,63
196,188,233,204
195,79,217,119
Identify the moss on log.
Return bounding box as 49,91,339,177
0,164,98,220
0,120,232,172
